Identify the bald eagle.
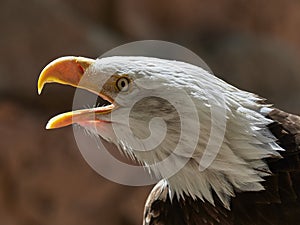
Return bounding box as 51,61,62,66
38,56,300,225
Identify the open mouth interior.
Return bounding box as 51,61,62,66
96,96,112,109
72,90,112,110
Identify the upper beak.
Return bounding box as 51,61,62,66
38,56,113,129
38,56,95,95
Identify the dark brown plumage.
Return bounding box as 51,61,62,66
143,109,300,225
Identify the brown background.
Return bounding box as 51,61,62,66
0,0,299,225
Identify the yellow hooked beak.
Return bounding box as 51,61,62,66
38,56,114,129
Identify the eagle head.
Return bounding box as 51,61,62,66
38,56,282,208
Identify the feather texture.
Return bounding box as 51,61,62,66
143,109,300,225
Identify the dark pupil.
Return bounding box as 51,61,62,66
120,80,126,88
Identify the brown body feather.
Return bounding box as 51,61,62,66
143,109,300,225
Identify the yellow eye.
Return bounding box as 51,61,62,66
116,77,130,92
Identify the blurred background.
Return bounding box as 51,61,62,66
0,0,299,225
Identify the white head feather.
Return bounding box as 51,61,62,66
83,56,283,208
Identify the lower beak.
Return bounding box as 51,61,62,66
46,105,114,129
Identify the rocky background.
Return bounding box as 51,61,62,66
0,0,299,225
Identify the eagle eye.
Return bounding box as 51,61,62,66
116,77,130,92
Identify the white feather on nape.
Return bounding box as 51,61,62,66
152,70,282,208
164,88,282,208
165,100,282,209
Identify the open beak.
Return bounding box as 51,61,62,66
38,56,114,129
